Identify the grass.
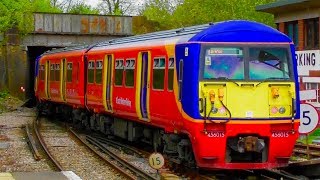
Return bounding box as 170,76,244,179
0,90,9,99
296,131,320,144
0,90,22,113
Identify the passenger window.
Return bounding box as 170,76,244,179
115,59,124,86
125,59,135,87
96,60,103,84
88,61,95,83
153,57,165,90
40,65,45,80
77,62,80,83
168,58,174,91
67,63,72,82
50,64,55,81
55,64,60,81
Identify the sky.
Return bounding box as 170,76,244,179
82,0,145,15
84,0,145,8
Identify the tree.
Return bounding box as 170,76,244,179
141,0,277,30
0,0,61,35
141,0,177,30
97,0,135,15
68,3,99,14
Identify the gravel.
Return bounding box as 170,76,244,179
0,108,52,172
40,118,126,180
0,108,127,180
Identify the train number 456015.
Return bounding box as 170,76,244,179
207,132,225,138
271,132,289,138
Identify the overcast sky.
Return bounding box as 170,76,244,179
84,0,145,8
82,0,145,15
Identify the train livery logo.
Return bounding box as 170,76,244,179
115,97,131,107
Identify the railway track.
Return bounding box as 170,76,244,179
87,133,307,180
294,143,320,158
255,169,308,180
69,129,157,180
29,114,313,179
31,115,124,179
33,116,63,171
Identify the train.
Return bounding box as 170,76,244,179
35,20,300,170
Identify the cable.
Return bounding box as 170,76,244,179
218,100,231,123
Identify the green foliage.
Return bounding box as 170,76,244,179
142,0,176,31
97,0,133,16
0,0,62,35
297,133,319,144
0,90,9,99
68,3,99,14
142,0,277,31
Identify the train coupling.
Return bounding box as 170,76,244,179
237,136,265,153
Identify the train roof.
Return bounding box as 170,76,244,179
91,20,291,51
42,20,292,55
42,45,89,55
189,20,291,43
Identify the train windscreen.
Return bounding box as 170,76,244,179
202,45,292,81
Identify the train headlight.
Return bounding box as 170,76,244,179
212,107,218,114
279,107,286,114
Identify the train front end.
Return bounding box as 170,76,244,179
177,21,300,169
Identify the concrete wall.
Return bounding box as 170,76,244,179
0,45,27,100
0,47,8,90
0,13,134,100
33,13,132,36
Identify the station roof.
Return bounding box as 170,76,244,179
256,0,320,14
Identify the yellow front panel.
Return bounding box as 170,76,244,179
199,83,228,118
268,85,294,117
199,82,295,119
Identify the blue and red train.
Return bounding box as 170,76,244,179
35,20,300,169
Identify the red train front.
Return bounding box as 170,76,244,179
35,20,300,169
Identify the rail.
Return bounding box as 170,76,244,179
33,115,63,171
24,125,41,161
69,128,145,180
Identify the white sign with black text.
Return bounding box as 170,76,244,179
296,50,320,76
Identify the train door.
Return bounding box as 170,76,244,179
103,54,113,112
140,52,149,119
45,60,50,99
61,58,66,102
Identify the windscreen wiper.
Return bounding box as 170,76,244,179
256,77,291,87
214,77,240,86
